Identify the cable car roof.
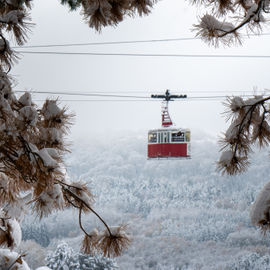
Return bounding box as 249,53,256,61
148,127,190,133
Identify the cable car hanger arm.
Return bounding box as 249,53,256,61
151,90,187,101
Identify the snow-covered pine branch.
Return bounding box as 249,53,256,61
0,2,130,268
0,82,130,267
60,0,270,44
194,0,268,46
250,181,270,232
218,95,270,175
218,95,270,234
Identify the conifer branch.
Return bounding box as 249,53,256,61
62,186,112,236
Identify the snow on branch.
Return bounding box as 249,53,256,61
0,77,130,263
0,84,131,262
0,249,29,270
0,1,131,266
250,181,270,233
0,1,31,72
218,95,270,175
62,0,155,31
194,0,267,46
194,14,241,46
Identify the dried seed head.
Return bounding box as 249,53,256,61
98,225,131,257
81,229,99,255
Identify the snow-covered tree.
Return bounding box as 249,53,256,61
0,1,130,269
60,0,269,45
46,242,74,270
22,223,50,247
19,240,47,269
0,84,130,268
218,96,270,233
46,242,118,270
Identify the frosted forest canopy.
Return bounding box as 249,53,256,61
21,134,270,269
0,0,270,269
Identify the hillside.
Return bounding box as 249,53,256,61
22,131,270,269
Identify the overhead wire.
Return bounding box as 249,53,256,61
15,50,270,58
14,90,150,99
30,99,226,103
14,90,262,102
14,89,268,94
14,90,262,98
12,37,199,49
30,97,257,102
11,35,270,101
12,33,270,49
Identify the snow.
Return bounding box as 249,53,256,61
245,95,264,106
49,128,62,142
29,143,39,153
49,134,268,269
68,181,93,205
38,148,59,168
0,249,30,270
219,150,234,166
251,118,270,141
18,133,270,269
0,218,22,249
250,181,270,225
19,92,32,107
39,128,62,145
19,106,38,126
225,120,240,141
8,218,22,248
229,96,244,112
46,242,117,270
42,101,61,120
0,95,12,114
199,14,234,33
0,172,9,190
38,184,64,214
0,10,23,24
106,226,126,237
3,193,32,222
245,3,259,22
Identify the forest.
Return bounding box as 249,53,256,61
20,130,270,269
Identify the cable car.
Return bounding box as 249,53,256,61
147,90,191,159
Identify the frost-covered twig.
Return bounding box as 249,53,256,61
194,0,268,45
63,186,112,235
7,253,26,270
218,95,270,175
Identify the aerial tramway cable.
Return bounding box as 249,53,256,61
13,89,264,102
12,33,270,49
15,50,270,58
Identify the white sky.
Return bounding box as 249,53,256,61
11,0,270,139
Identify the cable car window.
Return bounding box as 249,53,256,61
148,132,157,143
161,132,164,143
185,131,190,142
164,132,168,143
172,131,184,142
158,132,161,143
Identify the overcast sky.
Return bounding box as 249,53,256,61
10,0,270,140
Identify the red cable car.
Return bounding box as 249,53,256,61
147,90,191,159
